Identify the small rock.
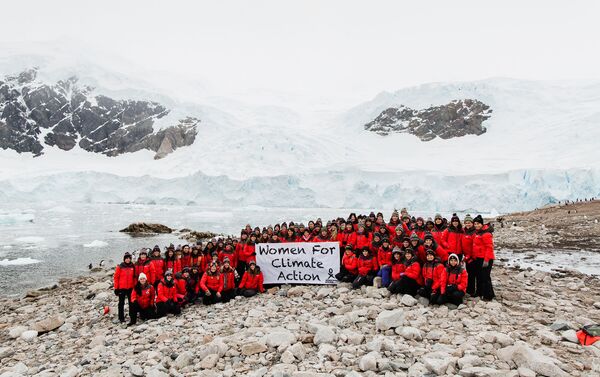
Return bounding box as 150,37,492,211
200,353,219,369
397,326,422,341
8,326,28,339
375,309,405,331
401,294,417,307
517,367,535,377
88,281,110,293
561,329,579,344
241,342,267,356
130,365,144,377
33,316,65,334
280,350,295,364
358,352,379,371
174,351,194,369
21,330,38,342
262,328,297,347
313,326,337,345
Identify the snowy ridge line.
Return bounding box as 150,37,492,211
1,168,598,213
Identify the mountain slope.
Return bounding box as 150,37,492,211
0,68,199,159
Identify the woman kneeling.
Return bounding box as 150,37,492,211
440,253,468,305
388,248,421,296
200,262,223,305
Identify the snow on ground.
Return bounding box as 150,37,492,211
0,257,42,266
83,240,109,248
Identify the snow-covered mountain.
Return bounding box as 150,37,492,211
0,68,199,159
1,59,599,213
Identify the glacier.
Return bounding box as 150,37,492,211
0,168,598,214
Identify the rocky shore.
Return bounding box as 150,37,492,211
492,200,600,252
1,261,600,377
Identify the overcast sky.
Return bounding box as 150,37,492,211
2,0,599,105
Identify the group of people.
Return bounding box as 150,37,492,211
113,209,495,325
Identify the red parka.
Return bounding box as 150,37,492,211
472,225,495,262
461,228,476,262
442,266,468,294
239,269,265,292
377,246,392,267
164,258,182,275
341,253,358,275
357,254,378,276
114,262,136,290
131,283,155,309
200,272,224,293
431,225,449,249
134,259,156,286
354,232,372,250
157,280,178,302
221,267,237,291
239,243,256,263
149,257,165,282
421,260,445,292
446,226,463,256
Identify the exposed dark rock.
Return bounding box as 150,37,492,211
180,230,221,242
0,68,199,158
119,223,173,234
364,99,492,140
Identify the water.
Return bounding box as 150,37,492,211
2,203,598,297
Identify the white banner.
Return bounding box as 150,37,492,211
255,242,340,284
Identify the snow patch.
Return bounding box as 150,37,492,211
83,240,109,248
0,257,42,266
14,236,45,244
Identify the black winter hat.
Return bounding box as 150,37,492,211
426,249,436,257
123,252,132,260
473,215,484,224
424,233,434,240
451,213,460,223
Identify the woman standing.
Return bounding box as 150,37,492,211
472,215,495,300
461,214,478,296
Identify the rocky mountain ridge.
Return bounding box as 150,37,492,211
0,68,199,159
364,99,492,140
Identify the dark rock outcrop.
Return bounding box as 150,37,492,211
119,223,173,234
364,99,492,140
0,68,199,158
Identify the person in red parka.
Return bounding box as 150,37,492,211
472,215,495,300
423,233,449,263
200,262,223,305
113,252,136,323
300,228,314,242
431,214,449,248
388,248,421,296
180,245,191,268
340,223,356,249
186,265,202,304
387,210,401,235
335,245,358,282
352,248,378,290
129,272,156,325
446,214,463,259
417,249,445,305
149,246,164,287
409,233,426,263
413,217,427,239
377,239,393,288
221,258,239,303
354,223,372,250
134,249,155,286
440,253,468,305
219,244,237,269
391,225,405,249
461,214,477,295
174,268,190,307
389,247,404,282
313,228,330,243
164,246,182,276
190,246,204,270
156,270,181,317
239,261,265,297
237,234,257,278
